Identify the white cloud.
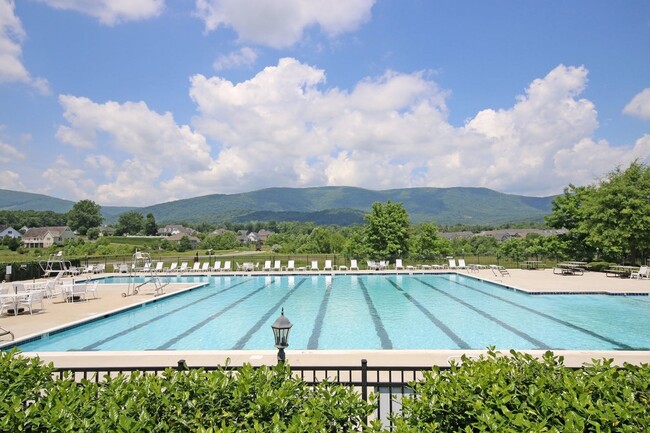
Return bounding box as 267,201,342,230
186,60,648,197
213,46,258,71
0,0,50,93
35,0,164,25
195,0,375,48
0,169,25,190
54,95,211,205
623,88,650,120
40,156,93,199
47,60,650,206
0,141,25,162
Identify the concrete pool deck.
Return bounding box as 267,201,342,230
2,268,649,368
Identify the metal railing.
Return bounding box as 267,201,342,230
54,359,436,426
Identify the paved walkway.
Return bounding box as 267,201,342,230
1,269,649,368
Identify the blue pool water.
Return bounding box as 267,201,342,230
9,274,650,351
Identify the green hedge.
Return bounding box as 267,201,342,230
0,351,379,432
2,349,650,432
392,349,650,432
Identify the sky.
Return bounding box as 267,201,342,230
0,0,649,207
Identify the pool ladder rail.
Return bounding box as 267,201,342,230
121,270,168,298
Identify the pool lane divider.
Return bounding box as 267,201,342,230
233,278,307,350
307,277,336,349
452,277,634,350
80,278,253,351
358,278,393,349
385,278,470,349
414,277,551,350
157,279,279,350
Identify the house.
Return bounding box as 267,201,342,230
0,225,21,239
167,233,200,247
158,224,197,237
22,226,76,248
257,229,274,243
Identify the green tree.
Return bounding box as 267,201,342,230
412,222,446,259
364,201,411,260
177,235,192,252
579,161,650,263
115,211,144,236
67,199,103,235
144,213,158,236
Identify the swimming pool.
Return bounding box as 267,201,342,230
9,274,650,351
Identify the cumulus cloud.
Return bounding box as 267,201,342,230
54,95,211,205
213,46,258,71
0,141,25,162
623,88,650,120
0,169,25,190
185,60,648,197
35,0,164,25
195,0,375,48
0,0,50,92
47,59,649,206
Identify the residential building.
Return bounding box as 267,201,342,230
0,225,21,239
22,226,76,248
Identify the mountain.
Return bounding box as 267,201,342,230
0,189,135,221
0,186,556,226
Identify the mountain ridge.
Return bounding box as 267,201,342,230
0,187,557,226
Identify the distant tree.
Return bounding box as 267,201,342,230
144,213,158,236
177,236,192,252
115,211,144,236
412,223,447,260
67,199,103,235
86,227,100,240
364,201,411,260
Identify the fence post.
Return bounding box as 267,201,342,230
361,358,368,401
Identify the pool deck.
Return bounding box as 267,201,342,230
2,268,649,368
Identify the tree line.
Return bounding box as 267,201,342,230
2,161,648,264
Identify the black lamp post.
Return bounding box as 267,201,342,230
271,308,293,364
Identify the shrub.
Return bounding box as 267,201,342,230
588,261,615,272
0,352,379,432
392,348,650,432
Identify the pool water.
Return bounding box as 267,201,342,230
10,274,650,352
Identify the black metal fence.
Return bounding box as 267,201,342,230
54,359,435,426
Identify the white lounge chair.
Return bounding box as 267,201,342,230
458,259,467,269
94,263,105,273
272,260,282,271
86,281,99,299
212,260,221,272
448,258,457,269
631,266,649,279
378,260,388,270
262,260,272,271
285,260,295,271
323,260,333,271
82,264,94,274
395,259,404,270
201,262,210,272
167,262,178,272
179,262,189,272
118,264,129,273
66,284,89,302
350,259,359,271
18,291,44,315
190,262,200,272
311,261,319,271
221,261,231,272
153,262,164,273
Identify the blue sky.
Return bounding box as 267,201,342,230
0,0,649,206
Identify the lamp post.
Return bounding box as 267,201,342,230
208,249,213,268
271,308,293,364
